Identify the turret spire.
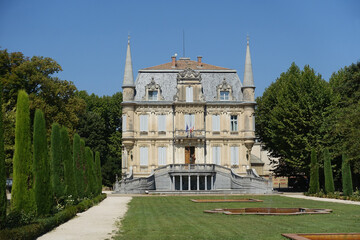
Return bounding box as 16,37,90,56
243,35,254,87
122,35,134,87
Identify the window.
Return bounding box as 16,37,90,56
158,115,166,132
220,91,229,100
184,114,195,130
230,146,239,165
212,115,220,132
186,87,193,102
212,146,221,165
122,115,126,132
140,147,148,166
148,90,158,101
158,147,166,165
140,115,148,132
230,115,238,131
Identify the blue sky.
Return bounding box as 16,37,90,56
1,0,359,98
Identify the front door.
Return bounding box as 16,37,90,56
185,146,195,164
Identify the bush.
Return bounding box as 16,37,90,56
0,194,107,240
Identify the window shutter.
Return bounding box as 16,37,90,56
231,147,239,165
212,147,221,165
140,115,148,132
158,147,166,165
186,87,193,102
191,114,195,129
122,115,126,132
158,115,166,131
184,114,189,129
212,115,220,131
140,147,148,166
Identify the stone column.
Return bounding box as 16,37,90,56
205,175,208,190
197,175,199,190
188,175,191,190
211,175,214,190
180,175,183,191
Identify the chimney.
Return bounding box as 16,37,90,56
171,55,176,68
197,56,202,67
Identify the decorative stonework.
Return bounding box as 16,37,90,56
142,77,165,101
177,68,202,81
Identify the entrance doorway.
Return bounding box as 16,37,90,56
185,146,195,164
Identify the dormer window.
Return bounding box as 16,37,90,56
215,78,233,101
220,91,229,101
148,90,158,101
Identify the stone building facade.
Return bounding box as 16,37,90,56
118,37,272,193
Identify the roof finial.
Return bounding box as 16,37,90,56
128,33,130,44
247,34,250,45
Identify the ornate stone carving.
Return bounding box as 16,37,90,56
177,68,201,81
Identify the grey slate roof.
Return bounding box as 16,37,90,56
134,70,244,102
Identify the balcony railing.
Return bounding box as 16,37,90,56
174,130,205,139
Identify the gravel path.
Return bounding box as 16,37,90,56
282,193,360,205
38,194,132,240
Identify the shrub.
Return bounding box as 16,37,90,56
323,148,335,194
342,154,353,196
308,148,319,194
33,110,53,216
11,90,35,214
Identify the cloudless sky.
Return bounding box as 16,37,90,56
1,0,359,98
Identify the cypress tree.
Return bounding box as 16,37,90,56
95,151,102,195
51,123,65,203
73,134,84,199
80,139,87,197
11,90,35,213
308,148,319,194
323,148,335,194
0,83,6,227
342,154,353,196
33,109,53,215
84,147,96,197
61,127,77,200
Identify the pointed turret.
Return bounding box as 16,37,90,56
123,36,134,87
242,36,255,102
122,36,135,101
243,36,254,87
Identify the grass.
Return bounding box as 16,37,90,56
114,195,360,240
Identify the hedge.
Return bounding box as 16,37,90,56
0,194,106,240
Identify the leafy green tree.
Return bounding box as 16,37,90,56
61,127,77,200
73,134,84,198
95,151,102,195
84,147,96,197
11,90,35,213
0,83,6,228
309,149,319,194
323,148,335,194
342,154,353,196
50,123,64,203
33,109,52,215
255,63,332,178
327,62,360,173
77,91,122,186
0,49,86,176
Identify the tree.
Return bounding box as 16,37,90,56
80,139,86,197
61,127,77,200
73,134,84,199
255,63,332,177
0,83,6,227
11,90,35,213
342,154,353,196
327,62,360,173
0,49,86,177
84,147,96,197
323,148,335,194
33,109,52,215
50,123,64,203
94,151,102,195
309,149,319,194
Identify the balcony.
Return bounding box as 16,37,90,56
174,130,205,140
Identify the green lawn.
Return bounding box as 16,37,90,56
115,195,360,240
